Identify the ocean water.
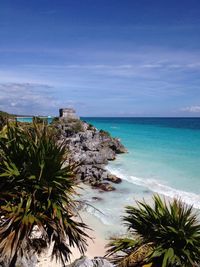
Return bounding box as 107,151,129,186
80,118,200,232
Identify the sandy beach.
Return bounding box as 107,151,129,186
37,211,107,267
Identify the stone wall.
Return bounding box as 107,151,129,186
59,108,79,120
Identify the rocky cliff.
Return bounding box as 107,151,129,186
54,118,127,191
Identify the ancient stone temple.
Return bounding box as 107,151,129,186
59,108,79,120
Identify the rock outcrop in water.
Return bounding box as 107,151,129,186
54,115,126,191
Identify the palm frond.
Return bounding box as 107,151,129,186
106,195,200,267
0,123,90,266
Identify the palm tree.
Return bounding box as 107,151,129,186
0,123,89,266
106,195,200,267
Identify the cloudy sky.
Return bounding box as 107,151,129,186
0,0,200,116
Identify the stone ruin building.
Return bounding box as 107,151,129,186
59,108,79,120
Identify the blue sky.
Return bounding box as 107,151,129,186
0,0,200,116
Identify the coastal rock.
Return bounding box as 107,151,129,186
108,138,127,154
16,255,38,267
92,257,114,267
76,165,105,183
106,174,122,184
67,256,114,267
99,148,116,161
54,117,126,189
68,256,93,267
92,182,116,192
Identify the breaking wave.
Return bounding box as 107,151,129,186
107,166,200,210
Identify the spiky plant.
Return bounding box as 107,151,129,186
106,195,200,267
0,123,89,266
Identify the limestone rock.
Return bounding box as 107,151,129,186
67,256,114,267
92,182,116,192
55,117,126,189
92,257,114,267
106,174,122,184
68,256,93,267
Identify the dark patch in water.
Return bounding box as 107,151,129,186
92,196,103,201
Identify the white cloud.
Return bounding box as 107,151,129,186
0,82,90,116
0,83,60,115
181,105,200,113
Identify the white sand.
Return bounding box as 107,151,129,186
36,211,108,267
36,194,176,266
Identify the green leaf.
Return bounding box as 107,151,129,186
162,248,174,267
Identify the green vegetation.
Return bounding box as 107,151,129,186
99,129,111,137
71,120,84,133
1,110,200,267
0,115,7,130
32,116,48,124
106,195,200,267
51,116,59,123
0,110,15,130
0,110,15,118
53,118,84,134
87,123,95,130
0,123,89,266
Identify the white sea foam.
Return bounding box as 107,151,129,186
106,166,200,210
129,176,200,209
106,166,126,179
85,205,113,225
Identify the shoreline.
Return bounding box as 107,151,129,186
72,211,108,259
6,115,200,266
36,168,200,266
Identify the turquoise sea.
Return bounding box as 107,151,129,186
80,118,200,230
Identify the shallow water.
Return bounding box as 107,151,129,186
81,117,200,226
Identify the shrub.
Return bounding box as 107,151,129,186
0,123,89,266
99,129,111,137
106,195,200,267
71,120,84,132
